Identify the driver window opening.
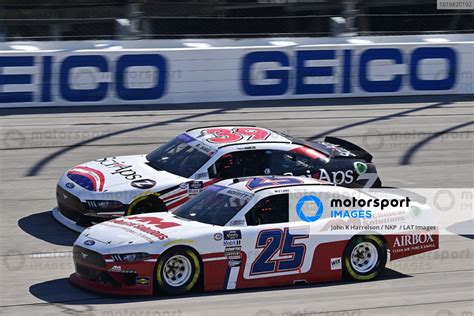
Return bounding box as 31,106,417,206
245,194,289,226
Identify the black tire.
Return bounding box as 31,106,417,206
128,195,166,215
154,247,201,295
343,235,387,281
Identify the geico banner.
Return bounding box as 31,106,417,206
0,36,472,107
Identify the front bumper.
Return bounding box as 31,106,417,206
52,207,87,233
55,185,126,231
70,273,152,296
70,245,157,296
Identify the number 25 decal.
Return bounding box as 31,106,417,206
203,127,270,144
246,176,303,190
250,228,308,275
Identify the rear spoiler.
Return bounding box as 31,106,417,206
324,136,373,162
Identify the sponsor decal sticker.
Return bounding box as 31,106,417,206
318,169,354,185
229,220,246,226
224,240,241,246
65,182,75,189
163,239,194,247
213,233,223,241
136,276,150,286
220,188,253,202
224,230,242,240
228,260,241,267
195,172,208,180
131,179,156,189
353,161,368,175
84,240,95,246
95,157,142,181
330,257,342,270
225,245,242,267
188,181,204,198
110,216,180,240
224,246,242,260
223,230,242,246
320,142,356,157
109,265,122,272
393,232,434,248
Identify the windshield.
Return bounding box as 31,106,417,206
146,134,214,178
172,185,253,226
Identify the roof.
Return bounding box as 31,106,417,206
215,176,330,194
185,126,292,149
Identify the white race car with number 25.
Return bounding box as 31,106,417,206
70,176,437,296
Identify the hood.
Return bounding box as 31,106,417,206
75,212,211,254
66,155,187,193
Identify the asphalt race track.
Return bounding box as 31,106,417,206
1,95,473,316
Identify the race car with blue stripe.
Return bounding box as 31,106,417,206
54,126,381,232
70,176,438,296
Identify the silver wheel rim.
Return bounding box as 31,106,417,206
163,255,192,287
350,241,379,273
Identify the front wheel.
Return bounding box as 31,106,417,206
154,247,201,295
128,195,166,215
343,235,387,281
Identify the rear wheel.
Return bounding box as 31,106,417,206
154,247,201,295
343,235,387,281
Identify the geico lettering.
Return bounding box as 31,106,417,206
394,233,434,247
0,54,167,103
241,47,457,96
